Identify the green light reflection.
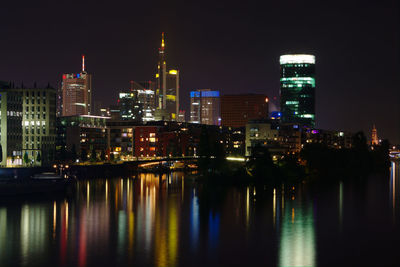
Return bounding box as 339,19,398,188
278,199,316,267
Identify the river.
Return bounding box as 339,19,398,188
0,163,399,266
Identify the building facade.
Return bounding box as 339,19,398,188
221,94,269,128
118,91,143,121
21,87,57,166
61,56,92,116
190,89,220,125
57,115,108,161
0,83,56,167
0,85,23,167
280,54,315,127
245,120,279,156
130,81,156,121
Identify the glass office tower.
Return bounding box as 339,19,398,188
280,54,315,127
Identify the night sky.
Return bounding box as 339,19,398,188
0,0,399,143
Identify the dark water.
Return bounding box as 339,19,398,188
1,163,400,267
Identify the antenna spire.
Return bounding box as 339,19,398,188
82,54,85,72
161,32,165,50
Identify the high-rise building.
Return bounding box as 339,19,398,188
155,33,179,121
61,55,92,116
130,81,156,121
221,94,269,128
371,124,379,145
118,91,143,121
177,110,186,122
190,89,220,125
280,54,315,127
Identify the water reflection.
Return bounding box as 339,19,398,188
278,187,316,267
390,161,400,221
0,170,397,266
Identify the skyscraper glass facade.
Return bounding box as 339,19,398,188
190,89,220,125
280,54,315,127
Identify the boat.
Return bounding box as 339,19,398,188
0,172,75,196
31,172,65,180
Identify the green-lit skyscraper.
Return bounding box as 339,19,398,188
280,54,315,127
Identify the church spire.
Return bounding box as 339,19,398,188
371,124,379,145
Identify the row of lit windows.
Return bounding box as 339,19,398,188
24,143,41,149
25,113,46,120
25,136,41,142
25,98,46,105
25,128,46,135
25,91,47,97
26,106,46,112
6,111,22,117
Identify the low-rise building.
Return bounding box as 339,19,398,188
245,120,279,156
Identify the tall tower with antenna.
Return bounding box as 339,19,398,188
157,32,167,110
155,33,179,121
61,55,92,116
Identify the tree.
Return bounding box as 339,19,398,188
23,152,29,165
71,144,77,161
246,144,278,182
80,149,87,162
90,148,97,161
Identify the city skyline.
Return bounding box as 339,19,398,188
0,0,398,143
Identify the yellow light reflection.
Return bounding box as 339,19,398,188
168,200,178,267
0,208,7,262
105,179,108,203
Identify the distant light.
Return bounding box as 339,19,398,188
280,54,315,65
226,157,246,162
265,97,269,103
169,70,178,75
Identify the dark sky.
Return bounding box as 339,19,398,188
0,0,399,143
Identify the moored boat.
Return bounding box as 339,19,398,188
0,172,75,196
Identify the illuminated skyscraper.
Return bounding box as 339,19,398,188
155,33,179,121
130,81,156,121
280,54,315,127
118,91,142,121
61,55,92,116
190,89,220,125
